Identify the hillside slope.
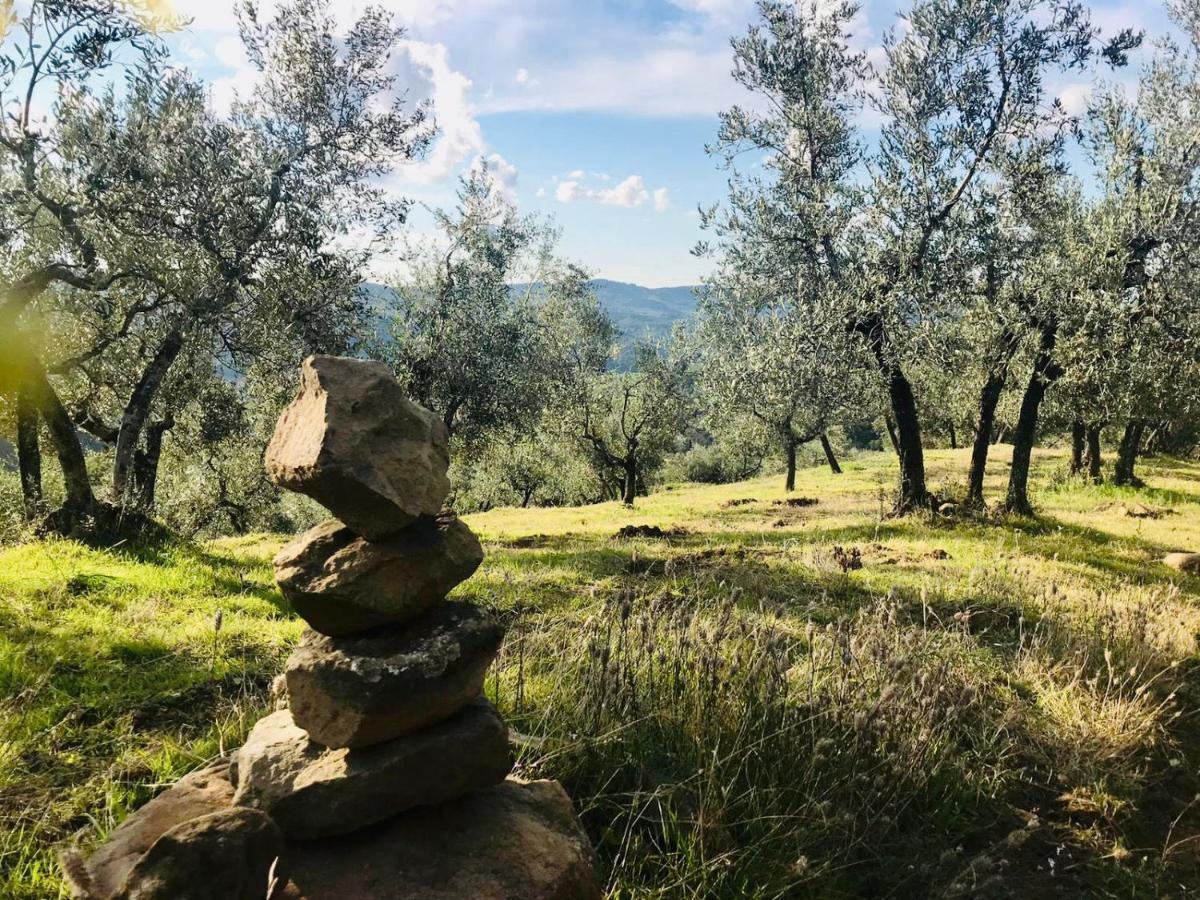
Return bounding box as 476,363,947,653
4,448,1200,897
587,279,699,345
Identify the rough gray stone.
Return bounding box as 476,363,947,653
69,760,236,899
273,517,483,637
233,699,512,839
265,356,450,541
1164,552,1200,574
115,808,283,900
274,779,601,900
286,602,504,749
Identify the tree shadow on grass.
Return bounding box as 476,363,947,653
1139,456,1200,475
757,510,1199,596
1002,514,1200,592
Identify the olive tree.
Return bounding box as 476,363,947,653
562,345,692,506
384,167,555,444
386,166,620,459
694,280,869,490
1,0,431,534
0,0,168,526
698,0,875,492
706,0,1107,512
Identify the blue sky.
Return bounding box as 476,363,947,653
166,0,1167,287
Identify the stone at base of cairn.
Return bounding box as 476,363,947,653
274,778,602,900
64,764,598,900
62,760,241,899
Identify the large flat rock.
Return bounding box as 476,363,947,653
274,516,483,637
70,760,237,899
265,356,450,541
275,779,602,900
233,699,512,839
113,808,283,900
286,602,503,749
1164,552,1200,574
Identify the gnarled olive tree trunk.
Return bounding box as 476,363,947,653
23,357,96,515
1069,421,1085,475
784,435,798,492
967,328,1021,507
15,383,42,520
819,431,842,475
111,329,184,506
133,415,175,509
1113,420,1144,487
1084,424,1103,483
621,458,638,505
1005,321,1062,515
854,315,927,511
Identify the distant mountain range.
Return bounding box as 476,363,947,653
587,279,701,346
363,278,701,364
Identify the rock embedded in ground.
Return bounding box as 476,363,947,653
274,778,602,900
1164,552,1200,574
71,760,236,899
264,356,450,541
286,602,504,749
115,808,283,900
233,699,512,839
274,517,484,637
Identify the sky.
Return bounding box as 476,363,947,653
163,0,1170,288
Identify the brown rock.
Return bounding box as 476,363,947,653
233,699,512,839
265,356,450,541
274,517,483,637
286,602,503,748
1165,552,1200,574
275,779,601,900
71,760,236,899
116,808,283,900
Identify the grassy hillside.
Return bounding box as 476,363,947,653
4,447,1200,897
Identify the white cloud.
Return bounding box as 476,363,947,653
515,67,531,85
556,180,582,203
535,186,546,198
552,173,668,211
597,174,649,207
480,47,744,118
666,0,755,23
399,40,489,185
213,34,246,69
1058,81,1094,117
172,0,500,31
170,0,242,31
176,37,208,63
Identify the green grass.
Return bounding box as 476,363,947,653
4,447,1200,897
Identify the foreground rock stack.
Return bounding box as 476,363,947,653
65,356,600,900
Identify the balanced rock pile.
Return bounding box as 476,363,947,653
66,356,600,900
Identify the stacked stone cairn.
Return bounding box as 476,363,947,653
65,356,600,900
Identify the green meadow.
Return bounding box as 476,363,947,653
5,447,1200,897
